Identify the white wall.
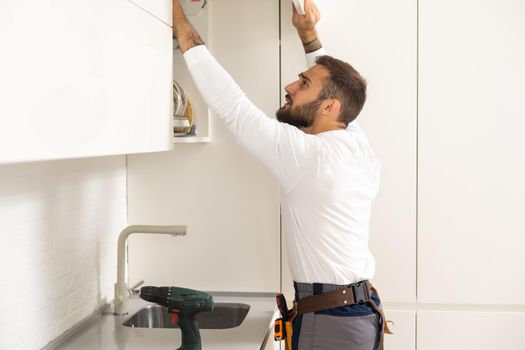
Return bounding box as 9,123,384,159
126,0,281,293
0,156,127,349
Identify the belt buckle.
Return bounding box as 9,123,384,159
352,282,369,304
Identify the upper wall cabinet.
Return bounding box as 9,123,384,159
127,0,171,26
0,0,172,164
281,0,417,303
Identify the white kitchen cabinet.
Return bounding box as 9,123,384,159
418,0,525,305
127,0,171,26
0,0,172,164
127,0,213,143
418,310,525,350
280,0,418,303
383,310,416,350
126,0,208,27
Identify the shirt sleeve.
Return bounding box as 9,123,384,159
305,47,328,68
183,45,319,192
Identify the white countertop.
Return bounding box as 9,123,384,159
47,292,277,350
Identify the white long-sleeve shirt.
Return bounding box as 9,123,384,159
184,46,380,285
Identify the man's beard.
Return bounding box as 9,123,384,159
276,98,322,129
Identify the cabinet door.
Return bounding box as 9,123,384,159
0,0,172,164
418,0,525,304
418,311,525,350
383,310,416,350
127,0,171,25
280,0,417,303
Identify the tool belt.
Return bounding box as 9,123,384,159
296,280,373,316
275,281,393,350
296,281,393,334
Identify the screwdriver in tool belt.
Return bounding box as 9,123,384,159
276,293,289,340
277,293,293,349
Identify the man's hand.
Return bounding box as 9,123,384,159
172,0,204,53
292,0,322,52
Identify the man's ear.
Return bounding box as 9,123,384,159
322,99,341,117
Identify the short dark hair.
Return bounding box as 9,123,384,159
315,55,367,126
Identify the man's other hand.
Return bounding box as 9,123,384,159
292,0,321,44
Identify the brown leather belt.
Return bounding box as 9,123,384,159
293,280,393,350
296,280,372,316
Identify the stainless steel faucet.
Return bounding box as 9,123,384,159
114,225,187,315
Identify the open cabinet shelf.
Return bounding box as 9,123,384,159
173,135,211,144
172,1,211,144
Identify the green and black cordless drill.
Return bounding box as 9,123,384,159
140,286,214,350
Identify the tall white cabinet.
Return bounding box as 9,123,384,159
419,0,525,305
418,0,525,348
0,0,172,164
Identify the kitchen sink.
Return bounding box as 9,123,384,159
123,303,250,329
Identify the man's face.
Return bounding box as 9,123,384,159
276,65,330,128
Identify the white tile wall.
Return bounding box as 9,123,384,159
0,156,127,349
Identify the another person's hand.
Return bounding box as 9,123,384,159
292,0,321,44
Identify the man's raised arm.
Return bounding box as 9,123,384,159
171,0,318,192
